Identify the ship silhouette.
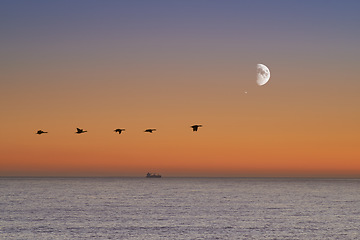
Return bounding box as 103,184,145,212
146,172,161,178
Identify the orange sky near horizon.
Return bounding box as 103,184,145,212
1,68,359,177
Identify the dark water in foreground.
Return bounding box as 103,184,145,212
1,177,360,239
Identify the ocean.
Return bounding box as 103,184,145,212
1,177,359,239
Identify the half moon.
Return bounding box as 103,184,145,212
256,64,270,86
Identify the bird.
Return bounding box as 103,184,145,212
36,130,48,135
76,128,87,134
114,129,125,134
144,129,156,133
191,125,202,132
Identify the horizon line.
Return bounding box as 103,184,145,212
1,176,360,179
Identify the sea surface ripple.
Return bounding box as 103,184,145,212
1,177,360,239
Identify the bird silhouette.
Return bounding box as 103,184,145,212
191,125,202,132
144,129,156,133
76,128,87,134
36,130,48,135
114,129,125,134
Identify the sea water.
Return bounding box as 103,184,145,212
1,177,360,239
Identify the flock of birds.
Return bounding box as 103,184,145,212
36,125,203,135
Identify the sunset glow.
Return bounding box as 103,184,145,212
1,1,359,177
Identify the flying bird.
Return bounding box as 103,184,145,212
144,129,156,133
76,128,87,134
191,125,202,132
114,129,125,134
36,130,48,135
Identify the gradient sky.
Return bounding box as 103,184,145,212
1,0,359,177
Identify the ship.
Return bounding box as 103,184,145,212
146,172,161,178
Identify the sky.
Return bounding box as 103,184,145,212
1,0,359,177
